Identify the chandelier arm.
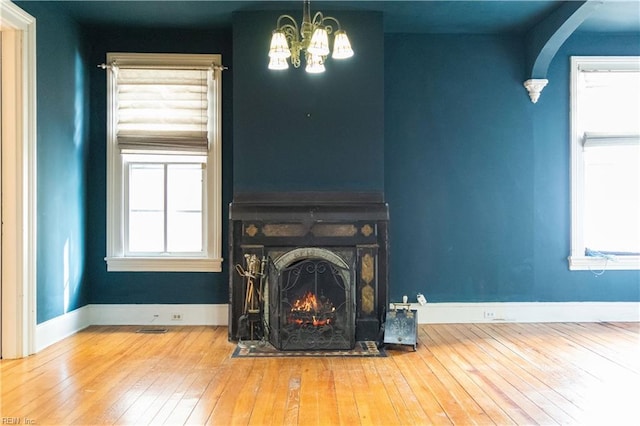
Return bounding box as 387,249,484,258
280,24,299,42
311,11,325,27
276,14,298,31
277,16,302,49
276,15,300,40
319,16,342,34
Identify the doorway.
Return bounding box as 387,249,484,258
1,30,3,357
0,1,37,359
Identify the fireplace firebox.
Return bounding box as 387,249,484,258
271,250,354,350
229,192,389,350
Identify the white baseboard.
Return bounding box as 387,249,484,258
35,302,638,352
89,303,229,326
35,303,228,352
392,301,640,324
36,305,92,352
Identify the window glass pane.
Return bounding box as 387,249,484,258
584,145,640,253
129,164,164,210
129,212,165,252
129,164,165,252
167,164,203,252
167,164,203,210
168,212,203,252
580,71,640,134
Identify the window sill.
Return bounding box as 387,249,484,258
105,256,223,272
568,255,640,271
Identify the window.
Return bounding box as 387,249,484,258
105,53,223,272
569,56,640,270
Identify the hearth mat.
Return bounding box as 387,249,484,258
231,341,387,358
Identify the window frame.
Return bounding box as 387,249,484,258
105,53,223,272
569,56,640,271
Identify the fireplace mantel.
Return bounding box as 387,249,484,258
230,191,389,220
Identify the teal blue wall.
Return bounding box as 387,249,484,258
15,2,640,325
385,32,640,302
385,34,534,302
232,11,384,193
16,2,91,323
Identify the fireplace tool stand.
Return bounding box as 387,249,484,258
235,254,268,346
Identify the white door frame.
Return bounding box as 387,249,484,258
1,0,37,359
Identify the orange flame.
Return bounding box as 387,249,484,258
292,291,320,313
289,292,334,327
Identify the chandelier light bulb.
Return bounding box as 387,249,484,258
269,30,291,58
268,56,289,70
305,54,325,73
308,28,330,56
332,30,354,59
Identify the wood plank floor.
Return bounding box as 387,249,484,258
1,322,638,425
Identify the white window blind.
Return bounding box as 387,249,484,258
114,66,211,154
578,68,640,137
583,133,640,149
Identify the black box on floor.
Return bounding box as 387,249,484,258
383,304,417,350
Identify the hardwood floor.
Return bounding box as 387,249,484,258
1,322,638,425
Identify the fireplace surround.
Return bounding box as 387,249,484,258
228,192,389,349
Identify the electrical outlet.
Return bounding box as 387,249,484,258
171,313,183,321
484,310,495,320
417,293,427,305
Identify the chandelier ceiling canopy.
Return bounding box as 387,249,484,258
268,0,354,74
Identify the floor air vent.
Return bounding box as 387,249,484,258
136,328,168,334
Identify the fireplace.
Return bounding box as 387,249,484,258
270,248,354,350
228,192,389,350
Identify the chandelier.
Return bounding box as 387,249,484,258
268,0,354,73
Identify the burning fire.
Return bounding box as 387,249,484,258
292,291,320,312
289,291,335,327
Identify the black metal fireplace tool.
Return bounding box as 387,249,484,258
234,254,269,345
